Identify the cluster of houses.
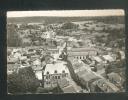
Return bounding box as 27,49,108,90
7,42,125,92
69,57,124,92
7,21,125,93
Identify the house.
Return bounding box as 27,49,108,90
43,61,70,88
48,48,59,54
102,55,115,62
41,31,56,39
92,56,103,63
77,70,100,91
11,48,20,55
58,77,82,93
71,59,91,72
13,52,22,59
32,58,41,66
27,49,36,55
7,56,19,64
33,67,43,80
119,51,125,60
68,47,100,60
20,56,27,61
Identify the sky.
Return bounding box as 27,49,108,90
7,9,124,17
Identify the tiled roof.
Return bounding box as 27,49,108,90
79,71,99,82
68,48,99,52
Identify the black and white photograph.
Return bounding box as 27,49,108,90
7,10,125,94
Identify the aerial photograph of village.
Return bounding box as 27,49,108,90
7,10,125,94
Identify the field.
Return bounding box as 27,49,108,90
7,16,124,24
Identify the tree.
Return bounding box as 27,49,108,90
53,40,57,47
56,29,64,36
7,24,22,47
36,86,63,93
7,49,12,56
61,22,78,29
7,67,40,94
7,72,23,94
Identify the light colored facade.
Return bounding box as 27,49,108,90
45,47,100,60
43,61,70,88
68,48,99,60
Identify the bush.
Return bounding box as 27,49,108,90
36,86,63,93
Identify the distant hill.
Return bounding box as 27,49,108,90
7,16,124,24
